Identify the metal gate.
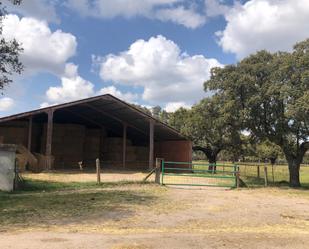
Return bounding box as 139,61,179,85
161,160,238,188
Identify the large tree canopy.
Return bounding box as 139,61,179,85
169,95,242,168
0,0,23,91
205,39,309,187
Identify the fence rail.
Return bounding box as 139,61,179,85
161,160,239,188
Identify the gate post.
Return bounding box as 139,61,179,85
96,158,101,184
160,158,165,185
155,158,162,184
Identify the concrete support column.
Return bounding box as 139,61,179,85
46,109,54,170
27,116,33,151
122,123,127,169
149,120,154,170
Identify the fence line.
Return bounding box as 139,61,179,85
193,161,309,186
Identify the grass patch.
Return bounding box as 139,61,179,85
193,160,309,189
0,179,158,230
18,177,148,193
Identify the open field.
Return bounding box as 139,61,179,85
1,170,309,248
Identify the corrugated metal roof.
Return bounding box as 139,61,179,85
0,94,187,141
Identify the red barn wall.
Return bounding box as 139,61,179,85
155,140,192,164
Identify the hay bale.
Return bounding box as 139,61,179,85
33,153,54,172
41,123,85,167
16,144,38,171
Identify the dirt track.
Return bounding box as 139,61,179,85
1,184,309,249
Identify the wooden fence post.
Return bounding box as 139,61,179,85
257,165,260,178
96,158,101,184
155,158,162,184
264,166,268,187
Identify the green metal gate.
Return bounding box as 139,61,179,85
161,160,238,188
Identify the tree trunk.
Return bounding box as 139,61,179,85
269,157,276,166
208,156,217,172
281,142,308,188
192,146,219,172
287,159,301,188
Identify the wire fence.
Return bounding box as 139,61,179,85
193,161,309,187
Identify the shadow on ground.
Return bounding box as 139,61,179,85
0,179,157,230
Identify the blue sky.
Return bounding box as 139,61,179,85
1,0,308,116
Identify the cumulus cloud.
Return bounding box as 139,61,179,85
97,86,138,102
42,63,137,106
97,35,223,107
217,0,309,58
205,0,230,17
44,63,94,104
2,14,77,75
67,0,177,18
165,101,191,112
156,6,206,28
67,0,205,28
7,0,59,23
0,97,14,111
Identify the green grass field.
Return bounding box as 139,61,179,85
160,161,309,188
191,161,309,188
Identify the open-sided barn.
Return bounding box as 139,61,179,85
0,94,192,172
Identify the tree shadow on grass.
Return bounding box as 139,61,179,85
16,179,151,192
241,176,309,190
0,179,157,230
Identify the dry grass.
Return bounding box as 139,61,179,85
1,171,309,243
22,169,154,183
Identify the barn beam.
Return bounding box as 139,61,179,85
27,116,33,151
64,109,121,136
83,104,149,137
45,109,54,170
123,123,127,169
149,120,154,170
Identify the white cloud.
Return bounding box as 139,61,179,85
7,0,59,23
217,0,309,58
67,0,177,18
156,6,206,28
67,0,205,28
43,63,137,106
2,14,77,75
97,86,138,102
40,102,55,109
205,0,230,17
45,63,94,104
0,97,14,111
97,35,223,107
165,101,191,112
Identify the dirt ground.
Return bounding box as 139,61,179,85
1,171,309,249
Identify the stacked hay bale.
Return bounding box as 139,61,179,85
102,137,132,164
135,146,149,162
16,144,38,172
102,137,148,169
0,121,28,146
41,124,85,168
33,153,55,172
83,128,106,165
